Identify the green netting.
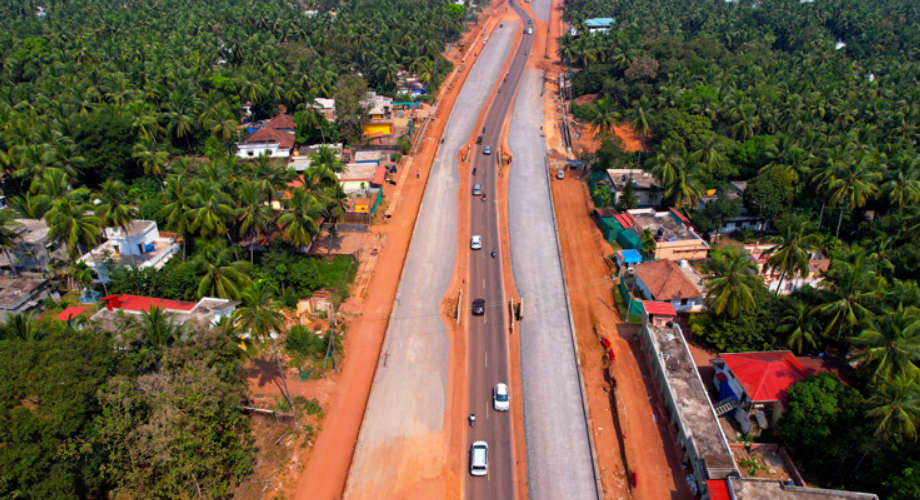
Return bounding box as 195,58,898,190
617,227,642,250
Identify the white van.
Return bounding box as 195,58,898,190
470,441,488,476
470,235,482,250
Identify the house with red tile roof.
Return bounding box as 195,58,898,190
630,258,705,313
710,350,836,432
263,113,297,133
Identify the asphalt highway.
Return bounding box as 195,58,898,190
465,3,534,499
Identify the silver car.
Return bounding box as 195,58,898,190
493,383,510,411
470,441,489,476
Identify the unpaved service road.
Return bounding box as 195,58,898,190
344,20,519,499
508,68,600,500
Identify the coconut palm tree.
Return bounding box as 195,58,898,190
196,245,252,301
0,312,42,342
189,180,234,240
703,246,764,318
94,179,135,236
867,375,920,441
763,214,822,294
237,181,276,263
849,304,920,382
278,187,321,250
778,301,820,354
161,175,194,260
45,196,102,287
881,156,920,211
234,281,293,409
818,155,882,237
817,247,883,341
0,209,22,276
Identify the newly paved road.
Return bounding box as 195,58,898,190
507,69,600,500
465,5,532,499
344,19,519,498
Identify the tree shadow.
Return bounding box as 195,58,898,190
244,355,284,392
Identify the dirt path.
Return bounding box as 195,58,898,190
287,7,511,499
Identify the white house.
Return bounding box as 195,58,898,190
337,164,385,195
236,127,296,159
584,17,614,34
79,220,179,282
91,294,239,331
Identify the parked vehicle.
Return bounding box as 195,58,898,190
493,383,510,411
556,169,565,180
470,441,489,476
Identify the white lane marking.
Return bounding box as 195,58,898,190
485,350,488,368
483,278,486,289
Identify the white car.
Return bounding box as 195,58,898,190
493,383,510,411
470,441,489,476
470,235,482,250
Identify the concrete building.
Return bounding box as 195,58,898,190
236,126,296,159
80,220,179,282
709,476,878,500
698,181,769,235
336,164,385,195
638,310,877,500
0,275,51,319
91,294,238,331
584,17,614,33
0,218,62,273
743,243,829,294
606,168,662,207
637,306,738,495
312,98,336,121
631,259,705,313
361,91,393,136
625,208,710,261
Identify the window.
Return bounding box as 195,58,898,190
680,298,688,306
247,151,254,157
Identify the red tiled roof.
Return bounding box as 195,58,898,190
101,294,196,313
633,259,702,301
720,351,814,405
56,306,87,321
244,127,295,150
615,213,632,229
707,480,732,500
643,301,676,317
265,113,296,130
371,166,386,185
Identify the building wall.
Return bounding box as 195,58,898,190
235,143,290,159
107,224,157,257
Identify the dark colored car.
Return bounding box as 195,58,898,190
476,135,483,144
472,298,485,316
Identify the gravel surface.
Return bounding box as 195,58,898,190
508,69,599,500
345,22,519,494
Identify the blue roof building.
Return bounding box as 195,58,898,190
616,248,643,269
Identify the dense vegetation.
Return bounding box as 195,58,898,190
562,0,920,495
0,0,470,496
0,316,253,498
